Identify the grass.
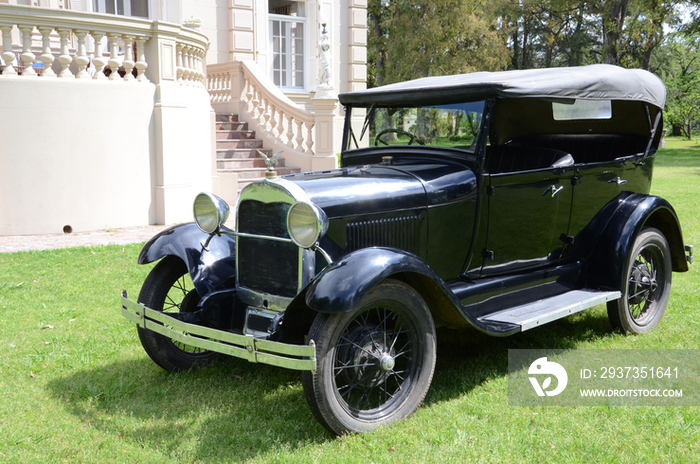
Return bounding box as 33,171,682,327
1,148,699,463
663,135,700,150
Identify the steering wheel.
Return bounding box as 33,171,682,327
374,129,425,146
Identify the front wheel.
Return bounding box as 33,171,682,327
302,279,436,435
137,256,220,371
607,227,672,334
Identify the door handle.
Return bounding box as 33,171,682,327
543,185,564,197
608,177,627,185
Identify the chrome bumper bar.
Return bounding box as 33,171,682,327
120,291,316,372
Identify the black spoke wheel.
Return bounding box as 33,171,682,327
607,227,672,334
302,279,436,435
137,256,220,371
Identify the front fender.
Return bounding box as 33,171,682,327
304,247,434,314
588,194,688,291
138,223,236,298
302,247,519,336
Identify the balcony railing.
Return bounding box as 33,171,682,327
0,4,207,85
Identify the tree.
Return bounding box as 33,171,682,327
494,0,696,70
619,0,682,69
368,0,509,87
496,0,598,69
367,0,389,89
661,33,700,139
588,0,632,65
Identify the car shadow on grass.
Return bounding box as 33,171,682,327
426,306,617,404
48,355,330,460
47,307,617,460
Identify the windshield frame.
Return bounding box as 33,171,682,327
342,100,487,155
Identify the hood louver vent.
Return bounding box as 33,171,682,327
346,216,420,254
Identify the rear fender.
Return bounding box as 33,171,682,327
137,223,237,298
587,194,688,291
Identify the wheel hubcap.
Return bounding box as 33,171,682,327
379,353,395,372
628,247,660,320
339,327,396,388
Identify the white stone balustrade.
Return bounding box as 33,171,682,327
207,60,340,172
0,4,207,85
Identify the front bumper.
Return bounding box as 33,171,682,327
120,291,316,372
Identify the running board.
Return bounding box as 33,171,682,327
479,289,621,332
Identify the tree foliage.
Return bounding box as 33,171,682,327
367,0,700,136
496,0,599,68
492,0,690,69
659,33,700,139
368,0,509,87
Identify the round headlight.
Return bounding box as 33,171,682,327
193,192,230,234
287,202,328,248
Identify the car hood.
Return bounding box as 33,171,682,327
280,160,477,218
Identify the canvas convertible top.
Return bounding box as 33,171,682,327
339,64,666,109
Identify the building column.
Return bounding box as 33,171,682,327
348,0,367,93
230,0,255,61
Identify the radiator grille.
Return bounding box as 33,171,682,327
237,200,299,297
346,216,420,254
237,200,290,237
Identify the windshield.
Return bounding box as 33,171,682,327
346,101,486,153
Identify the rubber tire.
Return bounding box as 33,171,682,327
137,256,220,371
302,279,436,435
607,227,672,334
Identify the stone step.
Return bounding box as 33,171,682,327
216,139,264,149
214,113,301,194
216,121,248,131
216,130,257,140
217,157,288,170
217,148,271,159
221,166,300,179
216,114,238,123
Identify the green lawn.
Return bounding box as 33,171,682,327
663,136,700,150
1,149,699,463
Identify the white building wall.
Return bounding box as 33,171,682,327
0,75,214,236
0,79,155,235
0,9,215,236
181,0,229,64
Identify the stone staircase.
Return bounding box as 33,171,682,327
216,114,301,191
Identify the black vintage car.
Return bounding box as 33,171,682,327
122,64,692,435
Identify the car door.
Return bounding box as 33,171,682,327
563,156,653,258
567,161,627,240
481,166,573,276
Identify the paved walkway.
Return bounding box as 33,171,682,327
0,224,174,253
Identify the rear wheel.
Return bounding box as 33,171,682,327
137,256,220,371
302,279,436,435
607,227,672,334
